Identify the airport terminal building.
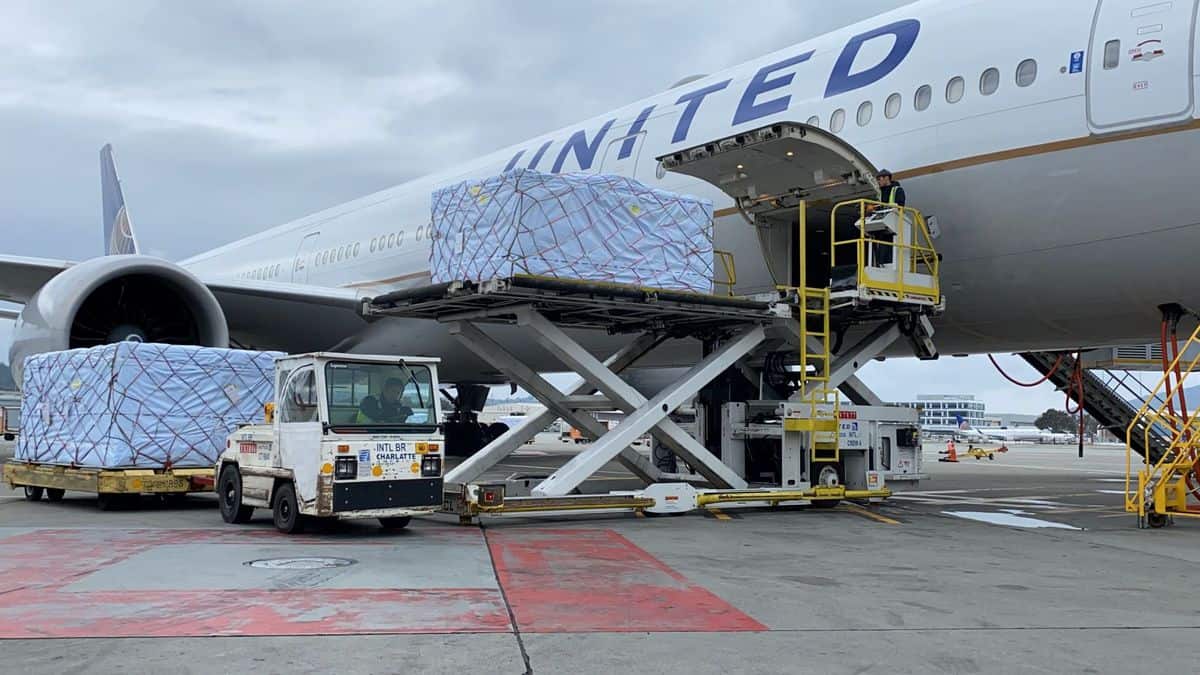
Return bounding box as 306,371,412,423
898,394,986,430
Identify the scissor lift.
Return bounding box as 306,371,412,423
369,276,779,509
367,121,945,522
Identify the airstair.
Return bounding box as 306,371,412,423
1123,321,1200,527
1021,351,1171,461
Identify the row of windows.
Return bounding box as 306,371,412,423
809,59,1039,133
904,402,985,411
239,263,282,280
313,225,436,268
315,241,361,267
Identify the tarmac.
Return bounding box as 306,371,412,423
3,437,1200,674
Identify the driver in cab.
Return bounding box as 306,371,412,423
356,377,413,423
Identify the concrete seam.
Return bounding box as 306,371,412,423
481,524,534,675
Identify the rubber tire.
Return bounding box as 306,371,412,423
218,465,255,524
23,485,44,501
44,488,65,502
272,482,305,534
1147,511,1169,529
810,499,841,509
379,516,412,531
96,493,119,511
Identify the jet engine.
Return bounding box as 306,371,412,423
9,255,228,385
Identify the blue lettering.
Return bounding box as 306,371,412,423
672,79,731,144
732,52,814,126
503,149,526,172
552,118,616,173
618,105,656,160
527,140,553,170
824,19,921,99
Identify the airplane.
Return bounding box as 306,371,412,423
2,0,1198,454
945,415,1075,445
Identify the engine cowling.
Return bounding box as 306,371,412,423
9,255,229,386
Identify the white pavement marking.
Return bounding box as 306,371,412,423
891,493,1074,510
944,511,1082,530
961,462,1126,475
1097,490,1127,495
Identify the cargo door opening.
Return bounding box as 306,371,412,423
657,122,880,292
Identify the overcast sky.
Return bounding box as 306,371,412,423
0,0,1085,415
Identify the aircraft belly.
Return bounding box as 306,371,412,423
342,316,703,383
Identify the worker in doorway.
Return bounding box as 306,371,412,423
866,170,906,267
357,377,413,423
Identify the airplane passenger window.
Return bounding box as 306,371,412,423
980,67,1000,95
946,76,965,104
856,101,873,127
353,242,360,257
417,226,425,240
370,237,377,252
806,115,820,127
1103,41,1120,70
829,108,846,133
885,93,901,119
387,233,396,248
397,230,405,245
914,85,932,111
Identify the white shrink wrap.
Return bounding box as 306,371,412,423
431,169,714,293
16,343,280,469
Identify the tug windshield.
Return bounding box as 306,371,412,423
325,361,437,432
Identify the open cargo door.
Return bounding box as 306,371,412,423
658,122,880,289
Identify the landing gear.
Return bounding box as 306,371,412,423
441,384,493,456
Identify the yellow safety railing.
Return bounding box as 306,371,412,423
829,199,940,303
1125,322,1200,523
789,200,840,462
713,249,737,297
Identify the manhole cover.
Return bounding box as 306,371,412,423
244,557,357,570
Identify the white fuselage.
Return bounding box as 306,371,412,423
180,0,1200,379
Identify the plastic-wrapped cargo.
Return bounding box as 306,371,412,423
430,169,714,293
16,343,280,469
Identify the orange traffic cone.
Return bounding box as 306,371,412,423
939,439,959,463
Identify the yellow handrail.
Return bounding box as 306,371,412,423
1125,322,1200,517
829,199,940,302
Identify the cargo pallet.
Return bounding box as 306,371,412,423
3,461,214,509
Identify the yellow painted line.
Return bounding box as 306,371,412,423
709,508,733,521
838,503,901,525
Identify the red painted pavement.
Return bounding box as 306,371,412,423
0,528,509,638
487,529,766,633
0,527,764,638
